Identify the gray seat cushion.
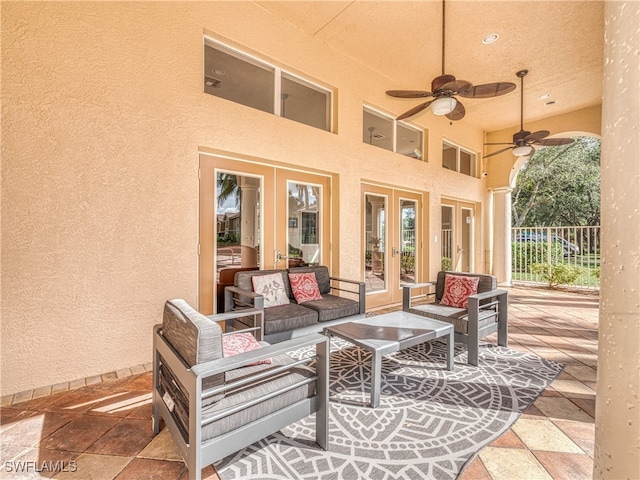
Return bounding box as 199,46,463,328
201,355,316,440
263,303,318,334
407,304,498,335
160,352,316,441
301,294,360,322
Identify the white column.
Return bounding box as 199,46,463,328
491,187,512,286
594,2,640,479
239,178,259,268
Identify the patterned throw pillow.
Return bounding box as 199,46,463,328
289,272,323,304
222,332,271,365
440,274,479,309
251,273,290,308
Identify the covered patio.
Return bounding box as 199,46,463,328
1,286,598,479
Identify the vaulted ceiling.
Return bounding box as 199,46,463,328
255,1,604,132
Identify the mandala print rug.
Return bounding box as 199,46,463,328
215,339,563,480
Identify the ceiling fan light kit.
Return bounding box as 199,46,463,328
483,69,575,159
512,145,534,157
431,97,457,115
385,0,515,122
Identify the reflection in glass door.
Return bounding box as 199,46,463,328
441,205,454,271
216,173,261,270
287,182,321,267
363,185,422,308
364,193,387,293
461,207,474,272
399,199,417,286
441,201,475,273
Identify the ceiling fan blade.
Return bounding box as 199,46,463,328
484,142,516,146
458,81,517,98
483,146,515,159
386,90,433,98
396,100,433,120
525,130,550,143
537,137,575,146
445,100,465,121
440,80,473,94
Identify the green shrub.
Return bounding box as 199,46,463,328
401,254,415,274
592,266,600,278
441,257,452,271
512,241,564,271
531,263,582,288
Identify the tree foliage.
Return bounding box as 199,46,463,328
512,136,600,227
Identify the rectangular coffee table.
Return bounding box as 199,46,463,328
323,311,454,408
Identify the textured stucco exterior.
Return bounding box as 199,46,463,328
594,2,640,478
1,2,490,395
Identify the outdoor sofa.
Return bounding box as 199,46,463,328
224,265,366,343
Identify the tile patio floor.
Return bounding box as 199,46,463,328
0,286,599,479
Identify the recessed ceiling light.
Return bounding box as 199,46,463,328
482,33,499,45
213,68,225,76
538,93,551,100
545,100,557,105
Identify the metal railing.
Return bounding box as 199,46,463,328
512,226,600,289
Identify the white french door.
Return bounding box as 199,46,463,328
363,183,424,308
441,200,476,273
199,153,332,314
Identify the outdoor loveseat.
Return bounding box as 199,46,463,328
403,271,508,366
153,299,329,480
224,265,366,343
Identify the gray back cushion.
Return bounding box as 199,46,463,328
235,269,293,300
435,271,497,302
162,299,223,366
287,265,331,294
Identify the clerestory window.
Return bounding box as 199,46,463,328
204,38,332,132
442,140,477,177
363,106,424,160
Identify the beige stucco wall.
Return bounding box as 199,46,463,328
1,2,492,395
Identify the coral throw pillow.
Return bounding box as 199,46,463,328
288,272,323,304
222,332,271,365
440,274,479,309
251,273,290,308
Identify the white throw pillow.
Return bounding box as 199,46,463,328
251,273,290,308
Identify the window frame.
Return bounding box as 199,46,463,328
204,37,334,132
363,105,425,160
442,139,478,177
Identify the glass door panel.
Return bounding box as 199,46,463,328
199,155,275,315
441,205,454,271
216,173,261,269
441,201,475,273
364,192,387,295
399,198,417,287
364,184,423,308
276,171,330,270
460,207,474,272
287,182,320,267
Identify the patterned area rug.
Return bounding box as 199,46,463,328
215,339,563,480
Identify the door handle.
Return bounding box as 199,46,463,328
392,248,400,256
275,249,288,265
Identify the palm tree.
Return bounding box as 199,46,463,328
217,174,239,208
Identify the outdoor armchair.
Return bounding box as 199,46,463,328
403,271,508,366
152,299,329,480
